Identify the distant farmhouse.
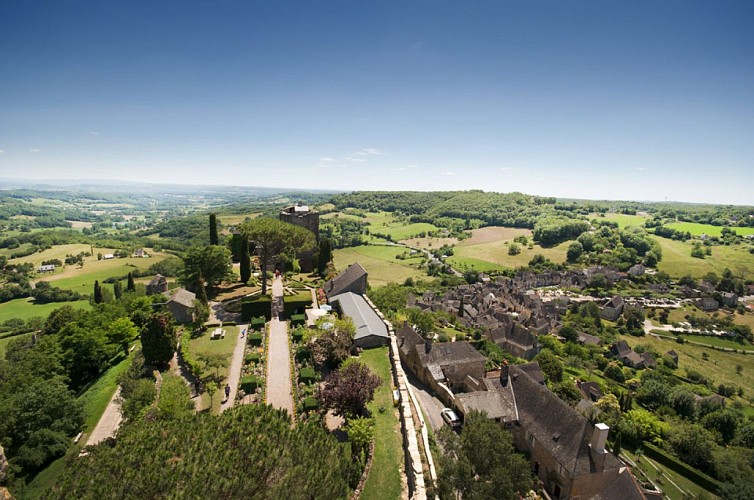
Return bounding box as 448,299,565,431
147,274,169,295
279,204,319,272
37,264,55,273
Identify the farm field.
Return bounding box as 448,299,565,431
0,297,91,323
332,245,425,287
361,211,441,241
400,235,459,250
661,304,754,331
652,236,754,278
448,226,568,272
621,333,754,401
217,213,260,227
593,213,649,228
666,221,754,237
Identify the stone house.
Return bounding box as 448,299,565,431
697,296,719,312
720,292,739,308
147,274,169,295
324,262,368,299
487,321,539,360
279,204,319,272
600,296,625,321
167,288,196,324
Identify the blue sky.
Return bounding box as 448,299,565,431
1,1,752,204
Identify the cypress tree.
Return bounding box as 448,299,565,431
93,280,103,304
127,272,136,292
240,236,251,284
114,279,123,300
317,238,332,276
209,213,219,246
196,273,208,305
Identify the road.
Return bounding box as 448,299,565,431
404,371,446,433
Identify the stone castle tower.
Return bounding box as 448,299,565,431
279,204,319,272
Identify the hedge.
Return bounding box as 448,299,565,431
241,295,272,321
303,397,319,411
180,330,203,379
223,321,237,326
250,316,266,331
282,291,312,319
299,367,317,384
240,375,262,394
290,314,306,327
248,333,263,347
291,329,304,343
642,442,720,493
244,353,261,365
295,347,310,362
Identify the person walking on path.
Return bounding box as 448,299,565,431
224,383,231,402
241,328,246,338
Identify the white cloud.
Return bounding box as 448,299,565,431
346,156,366,162
318,157,334,162
391,167,406,171
0,149,4,154
637,166,649,171
352,148,384,157
29,148,41,153
406,164,418,169
500,167,513,171
89,131,100,136
444,171,456,176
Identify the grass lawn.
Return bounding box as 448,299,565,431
333,245,425,287
188,325,238,413
0,332,32,358
621,333,754,401
359,346,403,500
37,253,169,291
652,236,754,278
666,221,754,237
401,236,459,250
0,297,91,322
622,449,717,500
448,227,568,272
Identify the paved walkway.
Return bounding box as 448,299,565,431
221,322,249,412
86,387,123,446
265,277,294,418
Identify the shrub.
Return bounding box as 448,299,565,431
299,367,317,384
292,328,304,342
240,376,261,394
283,292,312,318
290,314,306,327
303,397,319,412
244,353,261,365
250,316,266,331
295,347,311,362
248,333,263,347
241,295,272,321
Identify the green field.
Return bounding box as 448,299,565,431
448,226,568,272
359,346,403,500
652,236,754,278
188,325,238,413
597,213,649,228
621,334,754,401
0,298,91,323
333,245,425,287
0,332,32,358
666,221,754,237
362,212,441,241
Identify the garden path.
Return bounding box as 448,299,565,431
265,277,295,418
85,387,123,446
220,322,249,413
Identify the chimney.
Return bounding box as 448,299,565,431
500,360,509,386
424,336,432,355
590,423,609,470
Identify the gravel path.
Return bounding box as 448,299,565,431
265,278,294,418
85,387,123,446
221,322,249,413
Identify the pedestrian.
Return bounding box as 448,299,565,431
224,383,231,401
241,328,246,338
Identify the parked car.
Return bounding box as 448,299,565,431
440,408,461,428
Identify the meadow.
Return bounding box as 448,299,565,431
595,212,649,228
361,211,442,241
0,332,32,358
666,221,754,237
0,298,91,323
652,236,754,278
188,325,239,413
447,226,569,272
332,245,425,287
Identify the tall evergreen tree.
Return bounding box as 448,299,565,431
93,280,103,304
141,312,177,368
127,272,136,292
240,236,251,284
195,273,208,305
209,213,219,246
113,279,123,300
317,238,332,276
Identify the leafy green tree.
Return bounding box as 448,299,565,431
603,362,625,383
119,378,157,422
567,241,584,262
311,318,355,368
617,408,667,445
107,317,138,355
317,238,333,276
701,409,740,444
668,385,697,419
367,283,409,315
239,217,316,295
437,410,533,500
533,349,563,383
156,374,194,420
182,245,233,293
209,213,218,246
346,416,374,456
197,352,229,380
507,243,520,255
320,361,381,418
559,325,578,343
594,394,622,428
552,381,581,406
141,312,177,368
668,422,716,472
239,235,251,284
407,308,435,338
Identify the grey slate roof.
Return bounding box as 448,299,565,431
424,341,486,366
510,363,623,477
325,262,367,298
457,378,517,422
169,288,196,308
329,291,388,342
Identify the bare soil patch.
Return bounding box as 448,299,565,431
460,226,532,246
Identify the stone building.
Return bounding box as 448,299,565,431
280,204,319,272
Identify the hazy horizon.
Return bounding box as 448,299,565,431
1,1,752,205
